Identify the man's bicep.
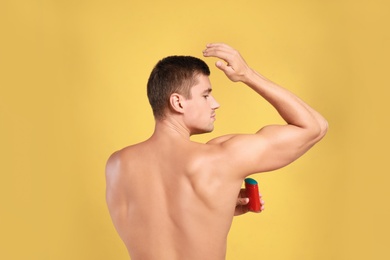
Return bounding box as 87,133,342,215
221,124,314,176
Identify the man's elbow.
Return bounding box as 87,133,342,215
312,118,328,143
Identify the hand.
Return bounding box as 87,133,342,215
203,43,252,82
234,188,265,216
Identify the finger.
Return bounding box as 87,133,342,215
240,205,249,214
206,43,235,52
203,43,234,60
238,188,246,198
205,42,230,50
235,204,249,216
215,60,231,73
236,197,249,206
203,49,231,62
206,42,229,48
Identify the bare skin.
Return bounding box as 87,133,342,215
106,43,328,260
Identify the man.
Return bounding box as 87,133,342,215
105,43,328,260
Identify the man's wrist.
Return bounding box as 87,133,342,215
242,68,265,87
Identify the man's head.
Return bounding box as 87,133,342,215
147,55,210,120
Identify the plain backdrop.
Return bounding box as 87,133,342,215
1,0,389,259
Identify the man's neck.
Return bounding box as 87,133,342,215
153,117,191,141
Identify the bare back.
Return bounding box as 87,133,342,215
106,134,244,260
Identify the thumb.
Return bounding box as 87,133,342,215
216,60,237,81
215,60,228,72
237,197,249,206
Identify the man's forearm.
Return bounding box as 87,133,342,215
243,69,328,135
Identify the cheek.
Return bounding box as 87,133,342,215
187,107,205,123
185,99,209,120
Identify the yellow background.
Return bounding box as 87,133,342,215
1,0,389,259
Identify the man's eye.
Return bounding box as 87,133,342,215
203,95,209,98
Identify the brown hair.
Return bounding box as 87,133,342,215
147,55,210,119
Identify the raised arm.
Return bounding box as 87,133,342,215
203,43,328,177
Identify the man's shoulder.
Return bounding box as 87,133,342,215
107,141,146,162
105,143,146,175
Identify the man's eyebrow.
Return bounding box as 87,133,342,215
202,88,212,94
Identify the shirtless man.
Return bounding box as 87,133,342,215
105,43,328,260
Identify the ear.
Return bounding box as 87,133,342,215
169,93,185,114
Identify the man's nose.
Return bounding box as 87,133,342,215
211,96,220,110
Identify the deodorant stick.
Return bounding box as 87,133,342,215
245,178,262,213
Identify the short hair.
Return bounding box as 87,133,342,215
147,55,210,119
